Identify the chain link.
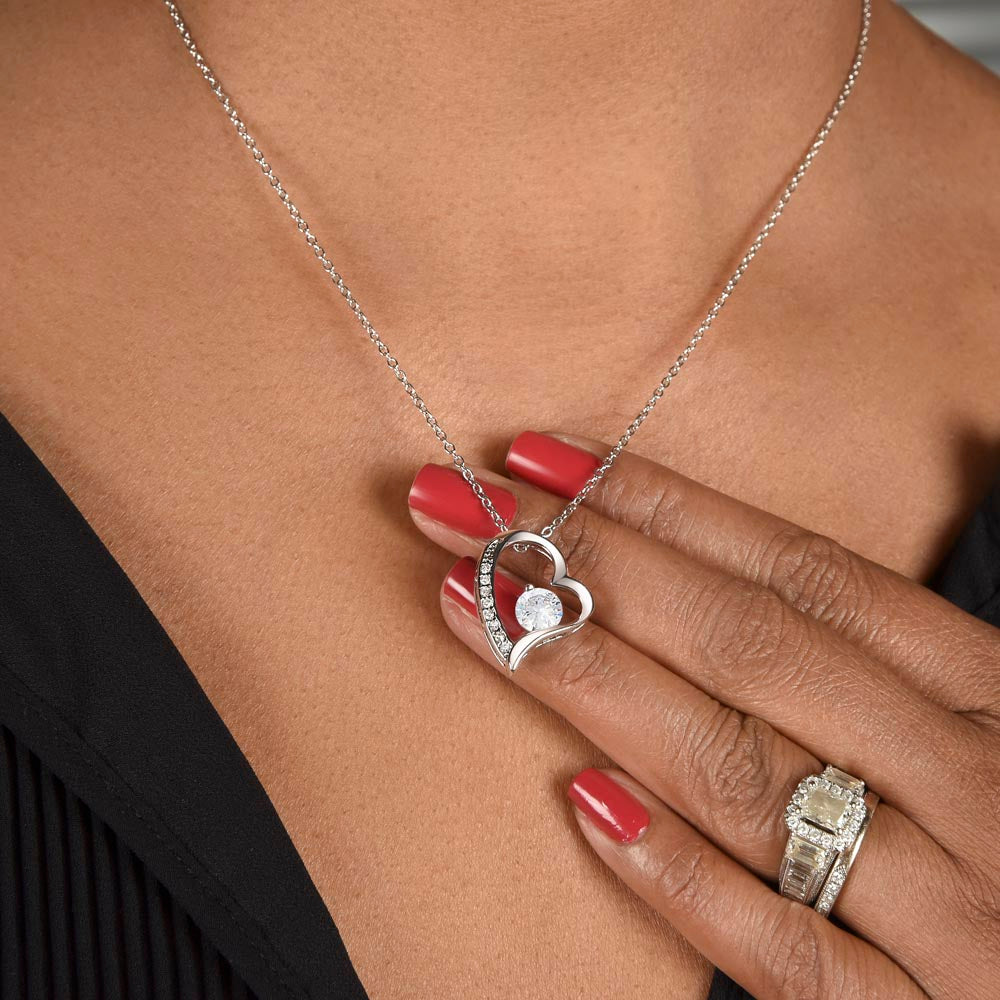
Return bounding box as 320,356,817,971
163,0,870,539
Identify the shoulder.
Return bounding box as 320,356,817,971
835,2,1000,403
864,3,1000,256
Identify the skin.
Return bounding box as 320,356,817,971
1,0,999,996
415,433,1000,997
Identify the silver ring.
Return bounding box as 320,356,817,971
814,791,879,917
778,765,876,917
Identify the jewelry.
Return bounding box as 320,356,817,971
779,765,877,915
476,531,594,671
814,792,879,918
162,1,871,670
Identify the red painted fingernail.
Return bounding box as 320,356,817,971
568,768,650,844
408,464,517,539
442,558,525,639
506,432,601,499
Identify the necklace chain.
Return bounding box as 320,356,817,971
163,0,870,539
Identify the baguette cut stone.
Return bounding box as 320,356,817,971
514,587,563,631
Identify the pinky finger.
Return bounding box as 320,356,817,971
567,768,924,1000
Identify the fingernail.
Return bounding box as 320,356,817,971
506,432,601,500
442,558,525,639
568,768,650,844
408,464,517,539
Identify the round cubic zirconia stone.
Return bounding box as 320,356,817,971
514,587,563,632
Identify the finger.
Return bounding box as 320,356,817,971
440,555,953,968
411,464,978,842
566,767,924,1000
507,431,1000,714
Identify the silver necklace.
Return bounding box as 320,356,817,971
163,0,871,671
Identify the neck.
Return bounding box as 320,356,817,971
185,0,863,143
175,0,871,342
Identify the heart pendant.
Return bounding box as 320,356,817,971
475,530,594,672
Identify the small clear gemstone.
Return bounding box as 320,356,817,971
514,587,563,632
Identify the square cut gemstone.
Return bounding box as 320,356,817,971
801,786,848,829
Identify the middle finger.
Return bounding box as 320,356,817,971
438,554,955,976
409,462,976,845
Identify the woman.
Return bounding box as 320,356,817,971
1,0,998,997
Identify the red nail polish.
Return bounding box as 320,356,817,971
506,432,601,500
568,768,650,844
442,558,525,638
409,464,517,539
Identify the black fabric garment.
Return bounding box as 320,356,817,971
0,409,997,1000
0,412,367,1000
0,728,258,1000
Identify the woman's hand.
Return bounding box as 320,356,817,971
408,431,1000,999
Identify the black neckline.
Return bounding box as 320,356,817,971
0,413,368,1000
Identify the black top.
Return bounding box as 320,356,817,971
0,411,996,1000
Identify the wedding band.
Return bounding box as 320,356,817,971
779,765,875,916
813,791,879,917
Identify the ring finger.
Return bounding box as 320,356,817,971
438,554,951,969
409,461,976,842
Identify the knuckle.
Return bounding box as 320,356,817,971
622,470,687,544
959,645,1000,717
686,706,786,854
764,528,875,632
551,628,619,701
927,725,1000,829
556,508,617,586
952,860,1000,945
687,576,793,681
969,743,1000,822
765,908,839,1000
588,460,686,543
649,839,715,916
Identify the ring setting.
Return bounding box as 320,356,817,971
779,765,878,917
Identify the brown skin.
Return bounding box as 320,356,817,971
418,436,1000,997
2,1,999,997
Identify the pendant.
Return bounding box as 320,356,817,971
475,530,594,672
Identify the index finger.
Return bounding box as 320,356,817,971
506,431,1000,713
